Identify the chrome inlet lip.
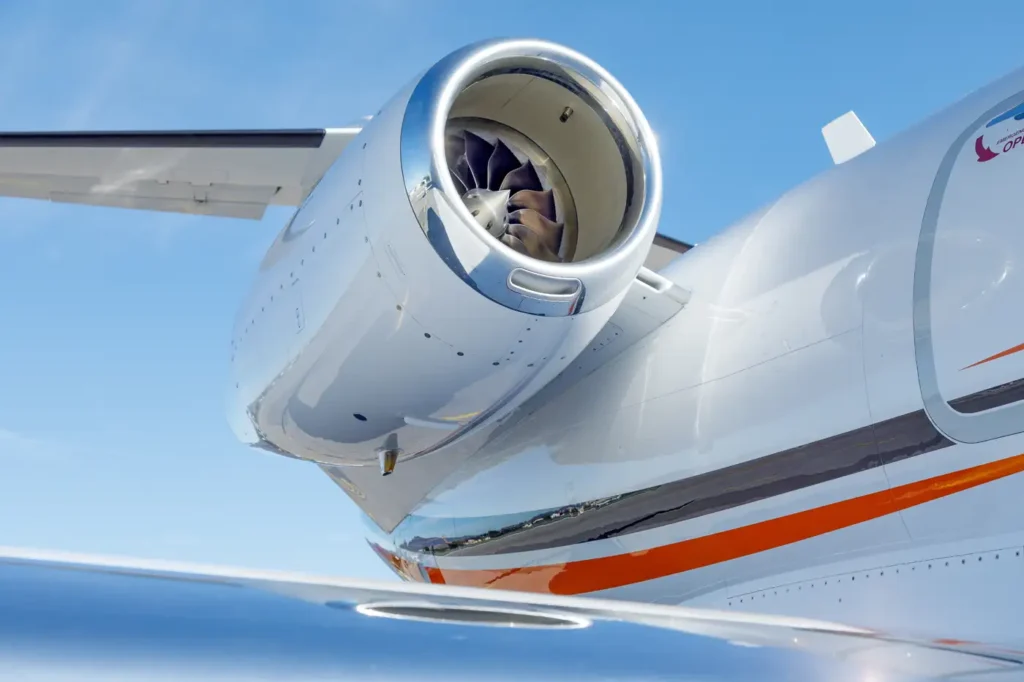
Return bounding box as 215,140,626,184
400,38,662,316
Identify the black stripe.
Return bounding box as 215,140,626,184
951,376,1024,414
0,129,327,148
871,408,953,465
394,401,969,557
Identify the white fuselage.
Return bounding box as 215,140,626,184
316,64,1024,645
214,42,1024,646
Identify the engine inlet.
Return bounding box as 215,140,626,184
445,119,577,263
400,38,661,316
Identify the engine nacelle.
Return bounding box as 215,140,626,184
227,39,661,470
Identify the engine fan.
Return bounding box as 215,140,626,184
445,119,577,263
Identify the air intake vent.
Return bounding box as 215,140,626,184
348,601,591,630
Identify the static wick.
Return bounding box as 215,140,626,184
378,433,401,476
379,449,399,476
560,106,574,123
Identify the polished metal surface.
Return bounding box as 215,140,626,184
386,391,956,558
399,38,661,316
2,548,1018,681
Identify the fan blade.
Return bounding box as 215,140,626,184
501,232,530,256
450,171,468,194
463,131,494,189
445,134,466,168
508,223,561,262
499,159,543,194
509,209,564,255
508,189,557,221
451,156,473,193
487,139,520,191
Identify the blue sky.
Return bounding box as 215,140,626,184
0,1,1021,581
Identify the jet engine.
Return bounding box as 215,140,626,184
227,39,661,472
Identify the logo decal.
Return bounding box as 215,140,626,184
976,101,1024,162
987,101,1024,128
976,135,999,162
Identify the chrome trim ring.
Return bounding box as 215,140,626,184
400,38,662,316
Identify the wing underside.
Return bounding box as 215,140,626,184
0,128,360,219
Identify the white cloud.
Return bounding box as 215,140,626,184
0,428,72,460
0,428,42,456
0,12,50,109
60,1,173,129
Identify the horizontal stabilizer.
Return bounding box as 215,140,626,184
0,127,362,219
644,232,693,270
822,111,875,165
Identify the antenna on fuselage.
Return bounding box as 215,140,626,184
822,111,876,164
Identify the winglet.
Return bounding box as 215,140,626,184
822,111,876,164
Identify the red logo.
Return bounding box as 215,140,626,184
976,130,1024,162
976,136,999,162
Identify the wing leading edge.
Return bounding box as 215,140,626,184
0,127,361,219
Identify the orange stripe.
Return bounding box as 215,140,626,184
423,453,1024,595
368,542,429,583
962,341,1024,370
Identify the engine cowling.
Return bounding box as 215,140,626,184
227,39,661,470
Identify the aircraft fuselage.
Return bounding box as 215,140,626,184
338,63,1024,644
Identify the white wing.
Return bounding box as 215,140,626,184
1,545,1018,681
0,127,361,219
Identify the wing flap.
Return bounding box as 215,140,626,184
0,127,361,219
49,183,279,219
